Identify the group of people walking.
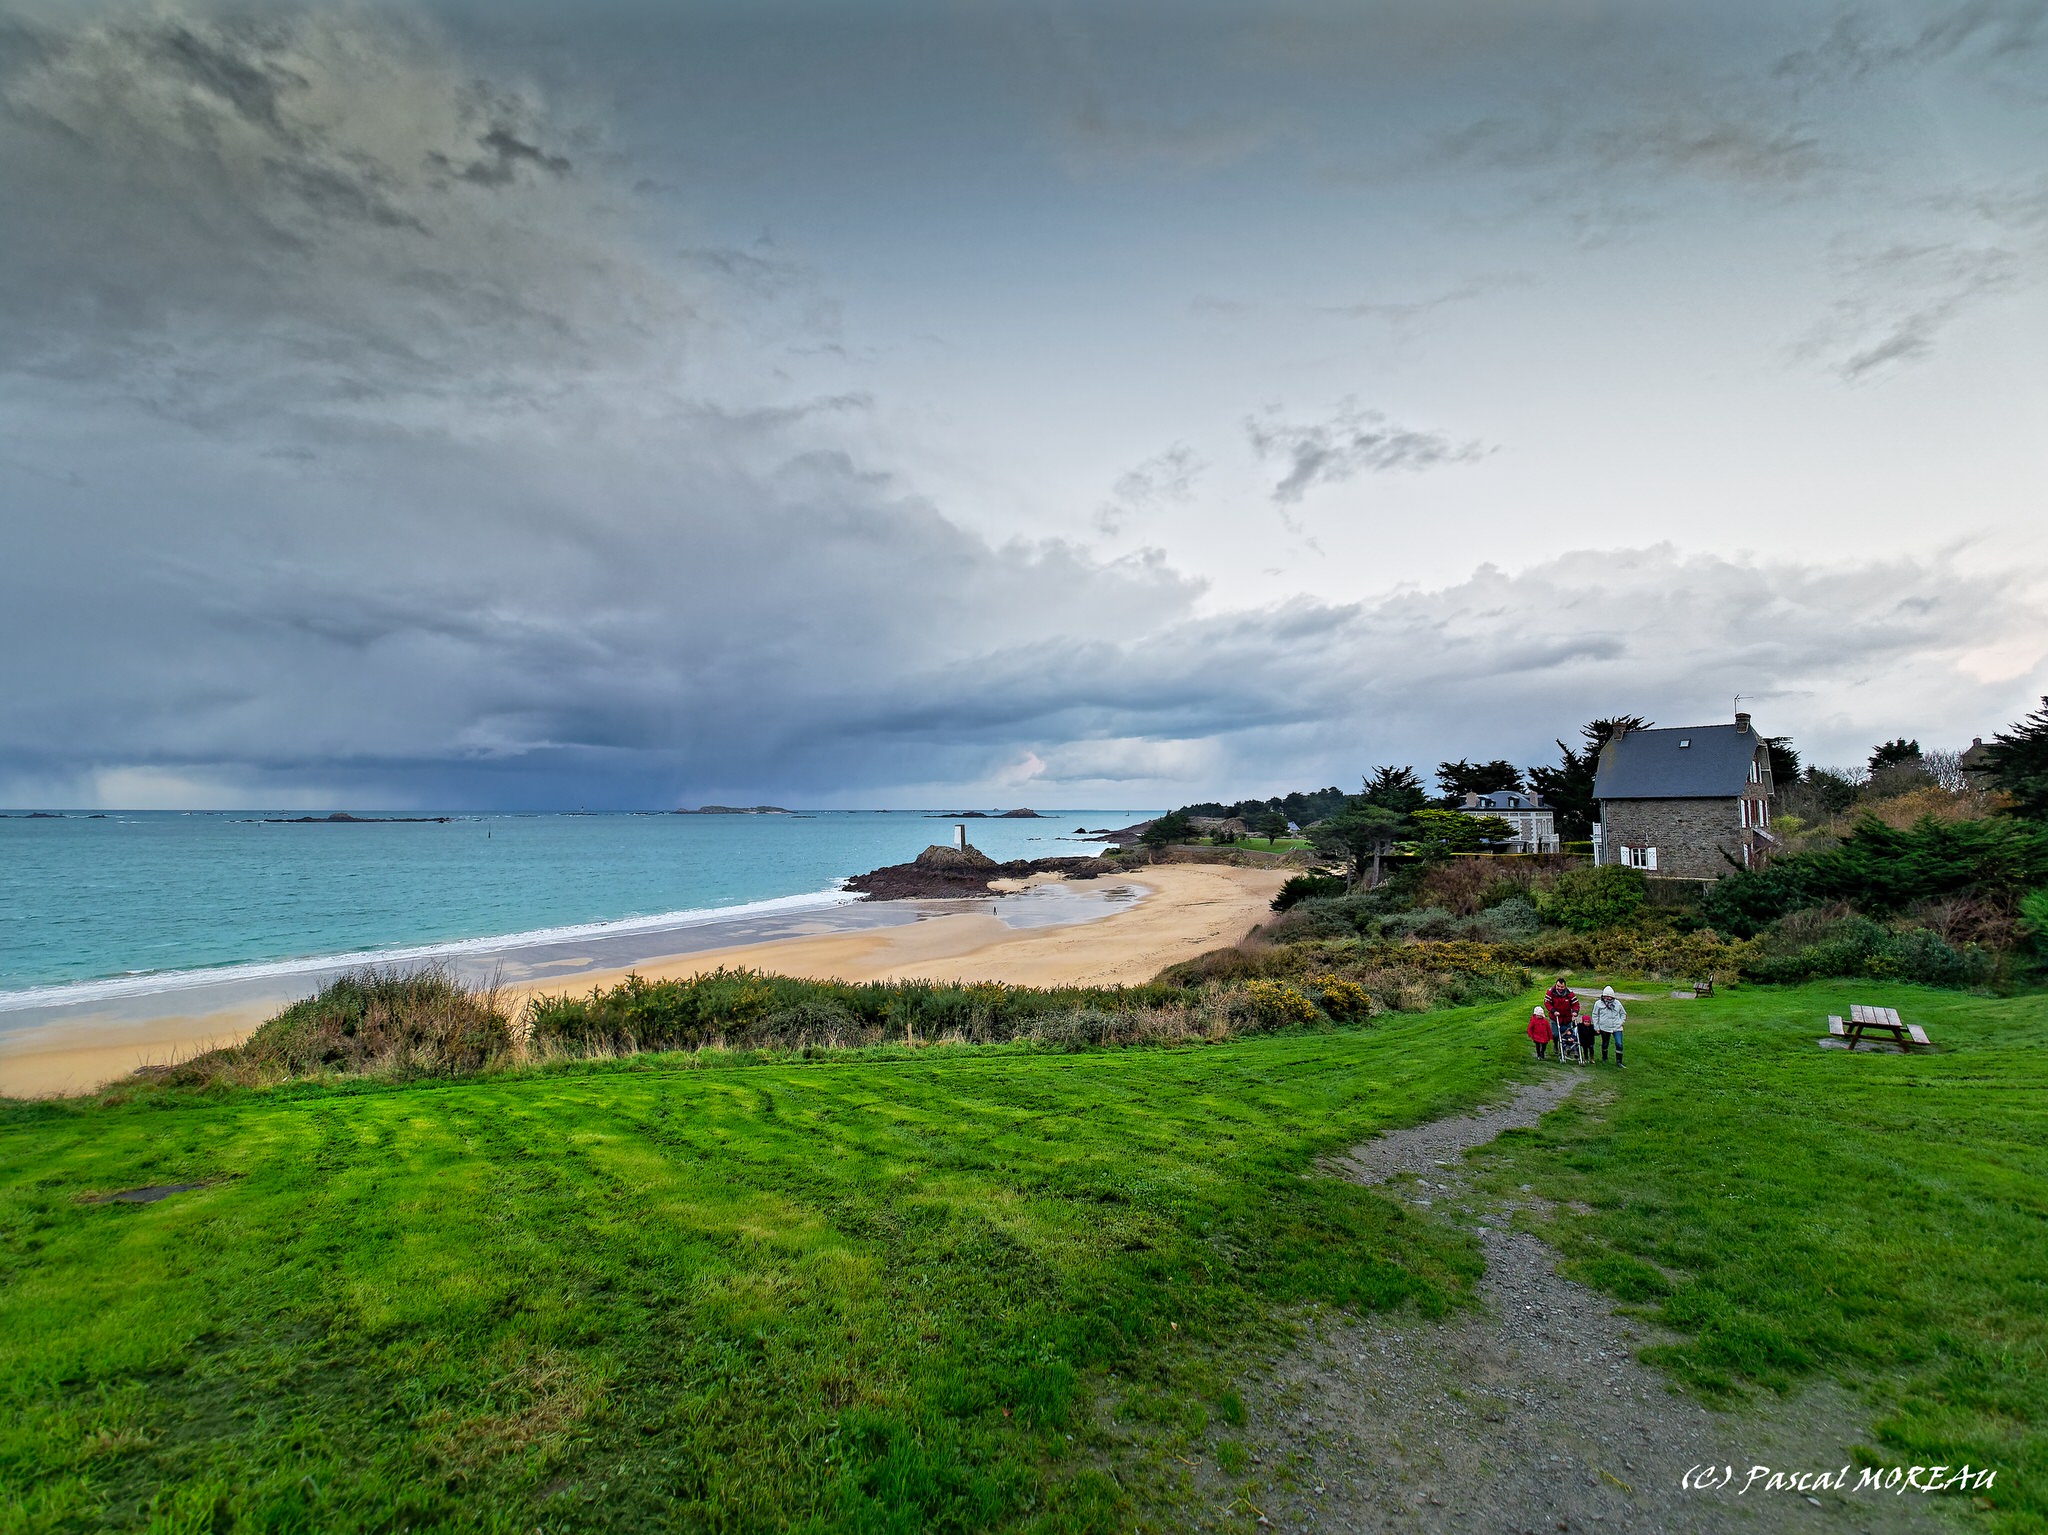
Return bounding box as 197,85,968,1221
1526,977,1624,1066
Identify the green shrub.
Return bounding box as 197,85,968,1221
525,969,1185,1054
1703,815,2048,936
1376,906,1458,940
1264,887,1406,941
237,967,513,1078
1743,912,1992,988
1534,864,1647,933
2023,889,2048,958
1271,871,1347,911
1468,895,1541,941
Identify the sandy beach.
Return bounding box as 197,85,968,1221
0,863,1286,1098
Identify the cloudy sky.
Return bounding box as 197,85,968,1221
2,0,2044,810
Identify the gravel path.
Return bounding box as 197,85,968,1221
1178,1074,1955,1535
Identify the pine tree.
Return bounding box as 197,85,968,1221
1981,697,2048,819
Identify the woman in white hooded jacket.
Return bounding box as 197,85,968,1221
1590,985,1625,1067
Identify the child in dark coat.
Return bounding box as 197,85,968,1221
1526,1007,1553,1060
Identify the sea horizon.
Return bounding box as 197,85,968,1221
0,808,1159,1006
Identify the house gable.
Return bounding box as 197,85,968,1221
1595,716,1775,878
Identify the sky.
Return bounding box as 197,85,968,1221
2,0,2045,811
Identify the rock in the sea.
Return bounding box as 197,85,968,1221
913,843,999,871
844,846,1116,900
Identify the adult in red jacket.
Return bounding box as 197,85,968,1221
1543,977,1579,1033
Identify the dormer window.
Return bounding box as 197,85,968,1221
1679,739,1691,748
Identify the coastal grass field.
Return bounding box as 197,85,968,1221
1479,983,2048,1531
2,981,2044,1531
1,1004,1512,1534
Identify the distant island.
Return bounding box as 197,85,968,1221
927,808,1041,819
263,813,451,824
672,805,794,815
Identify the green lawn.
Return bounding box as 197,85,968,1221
1477,982,2048,1532
0,1009,1516,1534
5,982,2043,1533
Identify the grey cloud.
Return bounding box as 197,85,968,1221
1323,273,1533,327
1061,95,1279,172
1437,104,1825,191
438,125,574,187
1096,445,1203,535
0,8,670,426
1246,402,1488,505
1776,1,2047,86
1800,239,2027,380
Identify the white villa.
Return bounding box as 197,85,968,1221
1457,789,1560,853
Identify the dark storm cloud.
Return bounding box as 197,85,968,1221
0,7,659,424
1246,403,1488,506
1,2,2040,808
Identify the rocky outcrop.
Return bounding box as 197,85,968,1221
844,845,1118,900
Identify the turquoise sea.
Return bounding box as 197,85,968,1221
0,809,1155,1007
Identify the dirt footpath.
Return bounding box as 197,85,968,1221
1183,1075,1955,1535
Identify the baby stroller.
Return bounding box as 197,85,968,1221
1551,1007,1586,1064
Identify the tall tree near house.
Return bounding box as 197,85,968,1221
1311,801,1412,890
1869,738,1923,773
1434,758,1524,804
1409,808,1518,854
1764,736,1800,787
1980,696,2048,819
1362,765,1429,814
1526,715,1653,841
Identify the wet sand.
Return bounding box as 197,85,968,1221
0,864,1285,1098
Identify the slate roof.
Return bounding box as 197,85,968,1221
1594,723,1765,801
1465,790,1547,812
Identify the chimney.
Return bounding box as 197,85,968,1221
1735,710,1752,733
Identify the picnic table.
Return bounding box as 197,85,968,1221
1828,1004,1931,1051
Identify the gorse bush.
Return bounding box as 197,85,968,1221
1241,979,1322,1027
1305,973,1374,1022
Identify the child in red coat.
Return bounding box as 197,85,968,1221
1526,1006,1553,1060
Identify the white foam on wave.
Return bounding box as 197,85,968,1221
0,886,860,1014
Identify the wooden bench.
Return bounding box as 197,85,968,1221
1829,1004,1930,1050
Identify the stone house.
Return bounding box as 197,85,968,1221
1959,737,1996,789
1592,712,1775,878
1455,789,1559,853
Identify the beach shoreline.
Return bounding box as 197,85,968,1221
0,864,1286,1098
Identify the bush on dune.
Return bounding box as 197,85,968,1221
135,968,515,1091
1532,864,1647,933
1703,815,2048,937
523,969,1186,1054
1742,908,1993,987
